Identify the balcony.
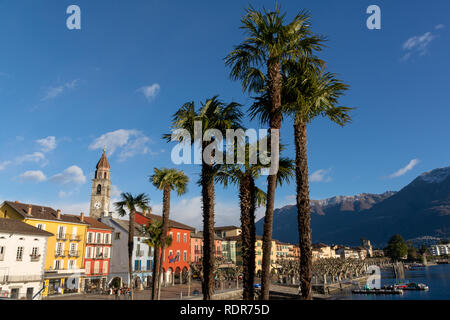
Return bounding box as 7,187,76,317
30,254,41,261
135,250,144,257
70,235,81,242
56,233,68,241
54,250,67,257
92,254,105,260
194,250,203,254
68,250,80,258
1,274,43,283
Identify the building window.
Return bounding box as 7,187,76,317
31,247,39,256
57,226,65,239
184,233,187,243
97,184,102,194
86,247,92,258
85,261,91,273
16,247,24,261
96,233,102,244
169,232,173,240
69,260,76,269
183,250,187,262
103,261,108,274
55,260,63,270
36,224,45,230
114,232,120,240
0,246,5,261
103,247,109,259
105,233,110,244
177,233,180,242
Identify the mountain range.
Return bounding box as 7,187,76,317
255,166,450,248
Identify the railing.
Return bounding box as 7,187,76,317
55,250,68,257
68,250,80,257
30,254,41,261
70,235,81,241
195,250,203,254
93,254,104,260
56,233,67,240
135,250,144,257
1,274,43,283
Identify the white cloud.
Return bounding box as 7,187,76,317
42,79,78,101
137,83,160,102
0,161,11,171
89,129,151,162
309,168,332,183
18,170,46,183
36,136,57,152
54,201,90,216
50,165,86,185
435,24,445,30
389,159,420,178
402,32,436,60
111,185,122,198
16,152,46,164
143,196,242,230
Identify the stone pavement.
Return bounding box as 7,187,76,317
44,280,244,300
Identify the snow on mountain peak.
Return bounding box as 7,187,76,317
419,166,450,184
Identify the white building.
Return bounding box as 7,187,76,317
430,244,450,256
335,246,360,259
0,218,52,299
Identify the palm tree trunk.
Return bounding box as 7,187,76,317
240,174,256,300
151,246,160,300
261,59,282,300
128,209,135,300
294,121,312,300
201,160,216,300
156,186,171,300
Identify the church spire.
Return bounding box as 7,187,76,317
96,148,110,170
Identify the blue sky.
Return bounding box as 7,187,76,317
0,0,449,228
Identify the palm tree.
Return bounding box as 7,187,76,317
225,5,325,299
164,96,243,300
114,192,150,300
149,168,189,300
142,220,173,300
285,64,352,299
215,142,294,300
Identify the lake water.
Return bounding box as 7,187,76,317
337,264,450,300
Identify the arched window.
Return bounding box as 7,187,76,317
97,184,101,194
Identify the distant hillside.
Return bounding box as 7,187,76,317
255,166,450,248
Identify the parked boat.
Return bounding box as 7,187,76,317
352,288,403,295
394,282,429,291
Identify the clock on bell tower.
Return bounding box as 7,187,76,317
89,148,111,218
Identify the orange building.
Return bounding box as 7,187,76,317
134,210,194,284
190,231,223,263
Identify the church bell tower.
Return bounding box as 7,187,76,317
89,148,111,218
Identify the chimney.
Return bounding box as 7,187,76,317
56,209,61,220
80,212,85,222
27,205,32,216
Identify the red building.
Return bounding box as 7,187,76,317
83,216,113,291
191,231,223,263
135,209,194,284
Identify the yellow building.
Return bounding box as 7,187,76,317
0,201,88,297
232,235,277,274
